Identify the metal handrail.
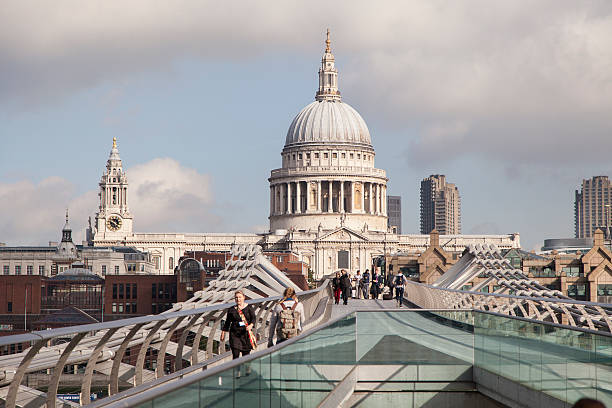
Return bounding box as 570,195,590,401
404,280,612,332
0,280,332,408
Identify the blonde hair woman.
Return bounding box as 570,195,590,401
220,290,256,360
267,287,305,346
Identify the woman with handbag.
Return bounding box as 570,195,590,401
220,290,257,360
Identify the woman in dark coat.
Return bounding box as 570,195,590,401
220,290,256,359
332,271,342,304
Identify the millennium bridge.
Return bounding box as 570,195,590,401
0,244,610,407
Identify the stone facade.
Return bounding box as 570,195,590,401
0,212,153,277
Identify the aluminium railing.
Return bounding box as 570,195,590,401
404,280,612,332
0,280,332,408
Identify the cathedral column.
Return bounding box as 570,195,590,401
360,183,365,214
304,181,309,213
375,184,380,215
382,185,387,215
295,180,302,214
372,184,377,215
270,185,274,216
369,183,373,214
328,181,333,212
317,181,322,212
340,181,344,213
286,183,291,214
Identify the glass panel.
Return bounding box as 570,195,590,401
357,311,473,385
137,310,612,407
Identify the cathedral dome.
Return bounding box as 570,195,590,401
285,100,371,147
284,29,372,149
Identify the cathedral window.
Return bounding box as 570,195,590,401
332,153,337,159
298,153,302,160
3,265,8,275
341,153,346,158
15,266,21,275
306,153,310,159
292,154,296,160
169,257,174,270
357,154,361,159
350,153,354,159
324,153,328,159
314,153,319,158
27,265,33,275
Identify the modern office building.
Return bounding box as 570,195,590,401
575,176,612,238
420,175,461,234
387,195,402,234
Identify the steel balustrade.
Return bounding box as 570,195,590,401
0,280,332,408
404,280,612,332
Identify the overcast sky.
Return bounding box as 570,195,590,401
1,1,612,250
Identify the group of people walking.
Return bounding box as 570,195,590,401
332,268,408,307
220,286,305,373
332,268,384,304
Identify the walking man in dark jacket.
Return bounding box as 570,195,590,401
361,269,370,299
339,269,351,305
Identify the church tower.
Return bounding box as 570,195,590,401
93,138,133,241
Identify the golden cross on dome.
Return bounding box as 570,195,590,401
112,137,117,149
325,28,331,53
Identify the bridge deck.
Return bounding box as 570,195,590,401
331,299,397,319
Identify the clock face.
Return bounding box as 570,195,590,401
107,216,122,231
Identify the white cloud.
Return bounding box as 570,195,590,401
2,1,612,167
0,158,221,245
0,177,96,245
128,158,221,232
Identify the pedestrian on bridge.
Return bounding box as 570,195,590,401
394,271,406,307
370,269,381,299
361,269,370,299
339,269,351,305
268,287,305,346
353,270,363,298
220,290,256,360
332,271,342,304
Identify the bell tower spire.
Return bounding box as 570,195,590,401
93,137,133,242
316,29,341,102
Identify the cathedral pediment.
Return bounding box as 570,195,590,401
316,227,369,242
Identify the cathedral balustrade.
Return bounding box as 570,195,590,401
0,281,332,408
270,166,386,178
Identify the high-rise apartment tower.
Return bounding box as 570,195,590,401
420,175,461,235
387,195,402,234
575,176,612,238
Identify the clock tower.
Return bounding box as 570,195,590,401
93,138,133,241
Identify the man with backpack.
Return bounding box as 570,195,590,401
394,270,406,307
267,287,305,346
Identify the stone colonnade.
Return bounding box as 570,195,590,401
270,180,386,216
